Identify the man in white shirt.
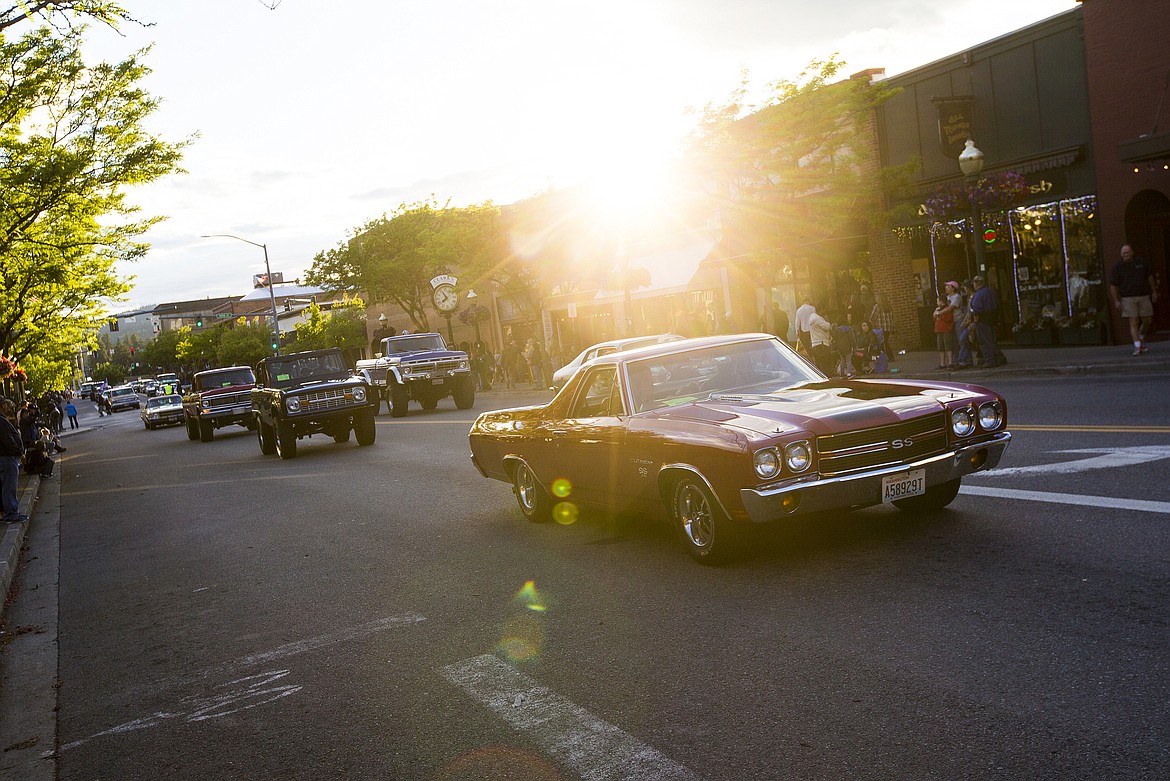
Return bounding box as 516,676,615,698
795,297,816,355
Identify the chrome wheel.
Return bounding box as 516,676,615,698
671,476,739,564
676,481,714,550
512,462,550,522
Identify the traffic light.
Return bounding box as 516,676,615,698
195,317,204,327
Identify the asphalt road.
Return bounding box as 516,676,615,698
9,375,1170,780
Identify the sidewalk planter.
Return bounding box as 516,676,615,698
1014,328,1055,346
1058,325,1105,345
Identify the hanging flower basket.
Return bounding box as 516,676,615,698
925,171,1029,223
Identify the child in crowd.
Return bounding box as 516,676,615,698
933,295,957,369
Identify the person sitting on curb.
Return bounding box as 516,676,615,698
23,435,54,479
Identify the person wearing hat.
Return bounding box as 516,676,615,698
944,280,966,367
968,274,1001,368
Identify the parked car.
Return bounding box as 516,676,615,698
141,394,184,429
470,333,1011,564
550,333,684,391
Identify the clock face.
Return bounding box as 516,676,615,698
433,284,458,312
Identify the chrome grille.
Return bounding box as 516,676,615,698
403,358,462,375
205,390,251,413
816,413,947,476
299,387,353,413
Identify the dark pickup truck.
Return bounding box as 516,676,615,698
184,366,257,442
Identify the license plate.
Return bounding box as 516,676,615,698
882,469,926,503
431,378,444,385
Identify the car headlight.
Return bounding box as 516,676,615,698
951,407,975,437
753,449,781,480
458,360,469,371
352,386,367,403
979,401,1003,430
784,441,812,473
201,398,212,409
286,396,301,413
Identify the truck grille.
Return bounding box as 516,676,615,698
404,358,463,375
816,413,947,476
298,387,354,413
205,390,251,413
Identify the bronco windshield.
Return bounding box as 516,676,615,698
266,352,349,388
625,338,822,413
196,368,255,390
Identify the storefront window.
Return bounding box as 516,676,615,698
1060,196,1104,322
1010,202,1065,323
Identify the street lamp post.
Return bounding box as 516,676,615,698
466,289,482,344
958,138,986,279
201,234,282,353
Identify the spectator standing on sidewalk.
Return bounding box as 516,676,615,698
969,275,1002,367
869,293,897,361
933,295,957,369
795,297,816,356
1109,244,1158,356
0,398,27,523
65,399,79,429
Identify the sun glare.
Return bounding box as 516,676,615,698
579,151,685,230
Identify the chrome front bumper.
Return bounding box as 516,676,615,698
739,432,1011,522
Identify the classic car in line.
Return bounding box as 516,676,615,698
140,394,185,429
469,333,1011,563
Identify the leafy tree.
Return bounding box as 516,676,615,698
689,56,915,275
0,1,139,34
216,318,273,369
306,200,504,333
175,326,219,373
91,360,124,386
137,327,182,374
0,27,187,378
291,298,367,352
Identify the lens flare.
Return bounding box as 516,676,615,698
552,501,579,525
496,613,545,662
514,579,546,612
551,477,572,498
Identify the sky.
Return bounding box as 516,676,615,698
80,0,1080,312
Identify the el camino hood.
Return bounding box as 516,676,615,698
655,379,986,437
199,383,254,396
390,350,466,363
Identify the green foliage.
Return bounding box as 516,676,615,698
291,298,367,351
137,327,182,373
306,200,503,332
216,318,274,368
0,27,187,372
0,2,138,34
175,326,219,370
91,361,125,386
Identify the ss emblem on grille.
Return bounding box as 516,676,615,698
891,437,914,449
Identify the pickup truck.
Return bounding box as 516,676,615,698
183,365,257,442
355,332,474,417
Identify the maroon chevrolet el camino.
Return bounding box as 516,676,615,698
469,333,1011,564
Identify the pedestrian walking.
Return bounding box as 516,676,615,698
0,398,28,523
65,400,78,429
1109,244,1158,356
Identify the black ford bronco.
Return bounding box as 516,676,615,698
251,348,378,459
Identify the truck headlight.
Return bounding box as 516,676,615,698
951,407,975,436
785,441,812,473
352,386,367,403
286,397,301,413
753,449,781,480
458,360,470,371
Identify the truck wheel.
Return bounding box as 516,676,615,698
257,417,276,455
185,417,199,441
389,382,409,418
333,428,351,444
198,418,214,442
275,423,297,459
453,376,475,410
420,397,438,411
354,413,376,446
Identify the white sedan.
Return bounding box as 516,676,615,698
550,333,684,390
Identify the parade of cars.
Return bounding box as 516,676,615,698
468,333,1011,563
140,394,184,429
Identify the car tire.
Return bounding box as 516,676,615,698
333,428,351,444
354,413,376,446
671,475,740,564
420,397,439,411
198,419,214,443
893,477,961,512
512,461,551,523
257,417,276,455
185,417,199,441
453,376,475,410
389,382,409,418
275,423,297,460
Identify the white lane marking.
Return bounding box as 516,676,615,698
58,614,425,755
60,670,302,752
960,485,1170,514
442,654,702,781
983,445,1170,477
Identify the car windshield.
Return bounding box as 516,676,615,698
197,368,255,390
385,335,445,353
110,388,135,397
147,395,181,408
266,352,349,387
626,339,821,413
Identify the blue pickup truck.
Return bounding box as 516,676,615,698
355,332,475,417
